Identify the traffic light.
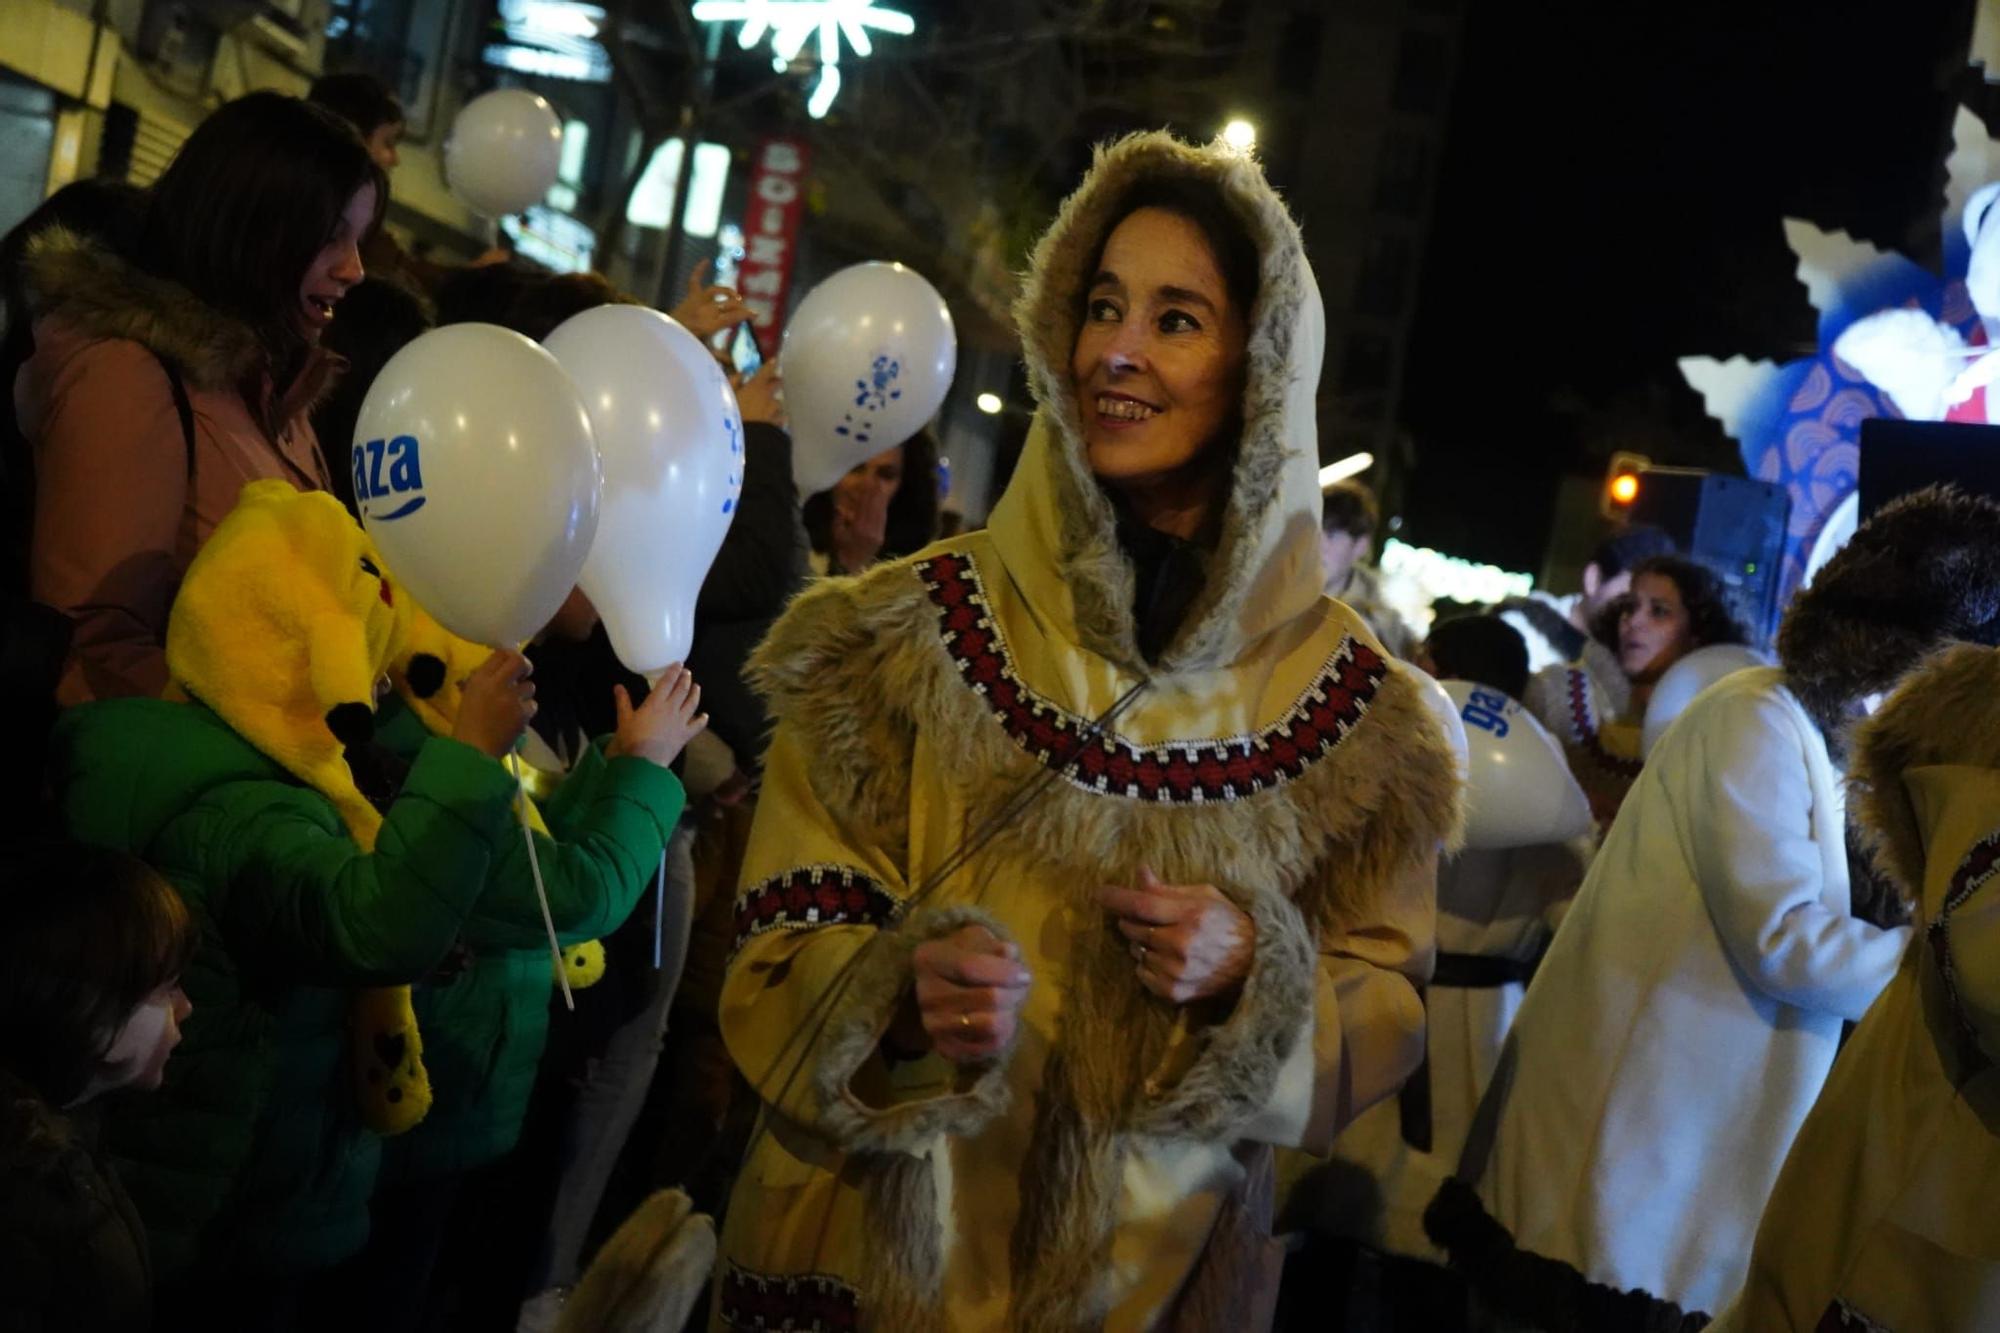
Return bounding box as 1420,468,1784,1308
1602,450,1651,519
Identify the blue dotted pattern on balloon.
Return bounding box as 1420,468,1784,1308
722,412,742,515
833,354,903,448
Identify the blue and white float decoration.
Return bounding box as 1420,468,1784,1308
1680,109,2000,608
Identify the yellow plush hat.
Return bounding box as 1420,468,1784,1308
388,598,492,741
167,480,437,1133
167,479,411,841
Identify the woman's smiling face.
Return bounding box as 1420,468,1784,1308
1070,207,1249,494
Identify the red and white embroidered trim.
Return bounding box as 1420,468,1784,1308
718,1261,861,1332
915,551,1387,803
1564,667,1642,780
732,864,897,952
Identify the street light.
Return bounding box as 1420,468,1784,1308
1222,118,1256,152
976,392,1003,415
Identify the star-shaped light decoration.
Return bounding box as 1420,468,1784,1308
690,0,916,118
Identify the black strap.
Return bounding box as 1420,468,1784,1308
1431,949,1542,989
1398,946,1547,1151
150,347,195,480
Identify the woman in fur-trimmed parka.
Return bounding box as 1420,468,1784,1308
1709,643,2000,1332
712,133,1460,1332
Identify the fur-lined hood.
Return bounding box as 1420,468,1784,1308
1849,642,2000,909
1779,485,2000,747
995,131,1326,675
23,226,272,393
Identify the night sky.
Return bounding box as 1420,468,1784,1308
1399,0,1977,571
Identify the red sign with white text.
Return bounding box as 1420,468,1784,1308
737,137,810,359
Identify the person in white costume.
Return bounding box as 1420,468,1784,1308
1427,486,2000,1332
1300,615,1588,1326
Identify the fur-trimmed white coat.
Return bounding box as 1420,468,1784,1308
711,132,1460,1332
1457,667,1911,1317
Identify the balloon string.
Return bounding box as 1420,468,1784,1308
654,846,667,970
745,679,1151,1156
515,754,574,1011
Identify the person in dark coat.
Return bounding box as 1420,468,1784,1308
0,837,195,1333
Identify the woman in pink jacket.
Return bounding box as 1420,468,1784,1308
15,91,383,703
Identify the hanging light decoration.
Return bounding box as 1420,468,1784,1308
690,0,917,119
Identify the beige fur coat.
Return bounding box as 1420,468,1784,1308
712,132,1459,1333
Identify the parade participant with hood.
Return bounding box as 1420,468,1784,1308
714,131,1459,1332
44,482,615,1326
1426,486,2000,1330
1523,553,1746,824
19,92,379,705
1710,642,2000,1332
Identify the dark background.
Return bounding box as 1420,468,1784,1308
1398,0,1978,569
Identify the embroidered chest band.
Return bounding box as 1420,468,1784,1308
916,552,1388,804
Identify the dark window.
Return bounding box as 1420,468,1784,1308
1339,333,1393,395
1353,233,1413,318
1277,11,1324,92
324,0,459,137
98,102,138,182
1373,131,1430,217
1390,29,1450,115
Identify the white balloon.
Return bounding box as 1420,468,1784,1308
1641,643,1771,756
1803,490,1858,589
444,89,563,217
781,262,957,495
354,324,601,646
1445,680,1594,851
545,305,744,677
1393,661,1469,780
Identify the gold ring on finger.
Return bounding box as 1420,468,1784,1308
958,1012,972,1032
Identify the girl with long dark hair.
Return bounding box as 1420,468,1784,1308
16,91,383,704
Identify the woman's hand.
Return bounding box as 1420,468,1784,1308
1099,868,1256,1004
829,482,891,573
734,361,785,428
453,649,536,758
670,260,752,340
606,666,708,770
884,924,1030,1065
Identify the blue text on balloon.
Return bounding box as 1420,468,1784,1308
355,435,428,521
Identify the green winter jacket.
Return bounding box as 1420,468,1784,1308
371,702,684,1184
48,697,520,1279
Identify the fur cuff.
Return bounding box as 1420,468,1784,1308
813,904,1016,1156
1423,1179,1711,1333
1137,886,1316,1142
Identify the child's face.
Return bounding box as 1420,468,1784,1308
94,981,191,1097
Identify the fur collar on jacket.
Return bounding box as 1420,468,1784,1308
1849,643,2000,911
24,226,289,395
